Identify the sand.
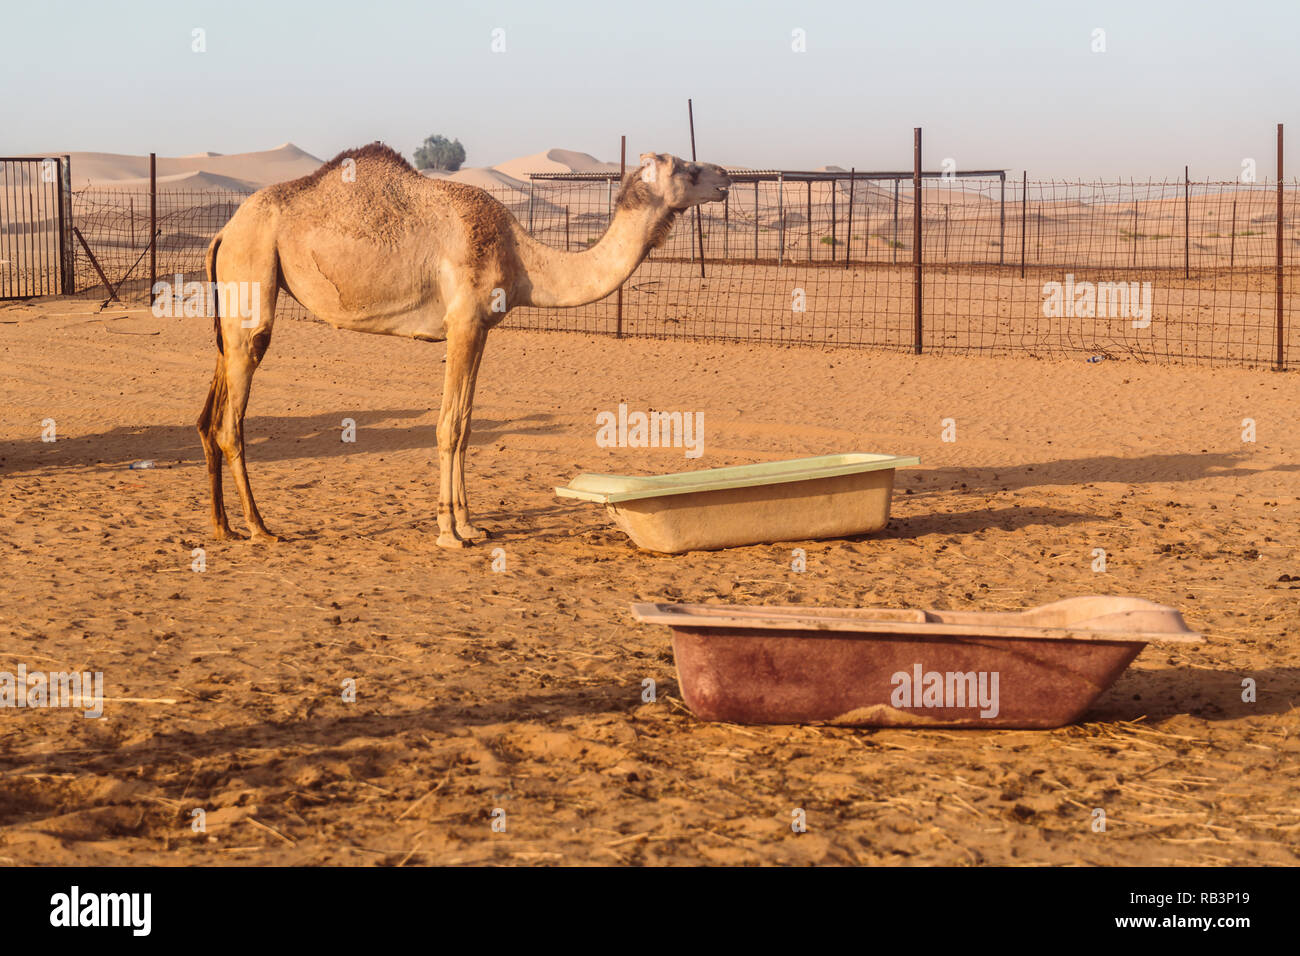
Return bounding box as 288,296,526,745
23,144,325,191
27,143,616,194
0,295,1297,866
492,148,619,182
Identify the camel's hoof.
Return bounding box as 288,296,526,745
458,524,489,541
436,533,470,549
251,529,283,543
213,526,246,542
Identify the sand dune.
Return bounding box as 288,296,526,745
447,166,531,193
37,143,628,194
492,147,620,181
24,143,324,190
101,170,264,192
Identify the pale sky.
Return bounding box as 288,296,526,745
3,0,1296,179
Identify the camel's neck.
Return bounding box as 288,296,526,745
510,201,677,309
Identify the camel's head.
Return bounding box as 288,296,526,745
636,152,731,210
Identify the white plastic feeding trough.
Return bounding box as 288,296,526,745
555,452,919,553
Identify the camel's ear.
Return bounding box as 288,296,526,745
638,153,659,184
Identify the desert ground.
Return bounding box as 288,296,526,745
1,294,1297,866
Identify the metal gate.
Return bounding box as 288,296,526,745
0,157,72,298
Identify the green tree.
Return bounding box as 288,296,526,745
413,134,466,171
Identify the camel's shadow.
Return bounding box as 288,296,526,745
906,451,1300,493
0,409,563,475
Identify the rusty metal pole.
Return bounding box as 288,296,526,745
1020,171,1027,279
616,135,625,338
72,226,121,302
845,167,855,270
1277,123,1285,370
55,156,69,293
999,172,1006,266
753,179,759,262
149,152,156,303
564,205,570,251
62,155,74,293
0,162,8,297
1184,165,1190,279
688,99,705,278
913,127,923,354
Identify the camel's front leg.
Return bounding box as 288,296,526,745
436,321,487,549
451,338,488,541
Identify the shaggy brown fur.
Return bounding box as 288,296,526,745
271,141,418,198
424,180,516,282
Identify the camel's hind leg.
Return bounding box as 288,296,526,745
214,270,281,541
197,356,239,539
216,346,279,541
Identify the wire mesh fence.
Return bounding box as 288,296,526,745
62,171,1298,368
69,188,244,300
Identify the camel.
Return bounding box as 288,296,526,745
198,143,731,547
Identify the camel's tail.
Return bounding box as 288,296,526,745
206,231,223,354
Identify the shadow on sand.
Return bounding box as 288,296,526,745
0,409,562,476
907,451,1300,493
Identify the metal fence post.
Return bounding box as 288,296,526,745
1277,123,1285,370
688,98,705,278
527,180,534,233
913,127,923,355
844,167,855,270
149,152,156,302
616,134,625,338
998,172,1005,266
1184,165,1190,279
753,179,759,262
58,155,73,293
